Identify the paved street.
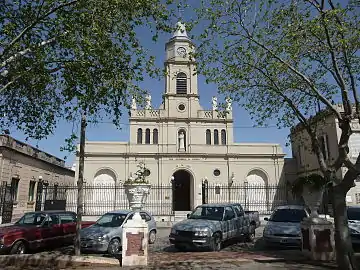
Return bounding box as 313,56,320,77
3,226,334,270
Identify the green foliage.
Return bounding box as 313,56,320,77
291,173,329,196
124,162,151,184
0,0,175,149
194,0,360,130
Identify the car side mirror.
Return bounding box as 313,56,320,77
187,213,190,219
264,217,269,221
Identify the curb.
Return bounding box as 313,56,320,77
0,254,120,268
253,257,337,269
152,258,252,265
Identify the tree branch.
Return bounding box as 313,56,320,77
1,35,62,70
235,12,343,121
1,0,78,57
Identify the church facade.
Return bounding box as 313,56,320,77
76,23,287,219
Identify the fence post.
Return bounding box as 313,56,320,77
244,181,248,210
202,180,208,204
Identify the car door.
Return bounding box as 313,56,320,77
40,215,56,248
48,214,62,248
233,204,245,236
140,212,155,231
59,213,77,245
223,206,237,240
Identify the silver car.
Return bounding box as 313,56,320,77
263,205,309,248
80,210,157,255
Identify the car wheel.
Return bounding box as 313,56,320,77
245,225,256,242
210,234,222,252
148,230,156,244
107,238,121,255
10,241,27,255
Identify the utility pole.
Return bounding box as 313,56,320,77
74,112,86,255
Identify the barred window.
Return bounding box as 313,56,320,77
145,128,150,144
137,128,142,144
176,72,187,94
206,129,211,145
356,193,360,204
221,129,226,145
153,129,158,144
214,129,219,145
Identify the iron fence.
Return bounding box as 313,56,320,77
38,184,173,216
36,183,289,216
202,183,288,215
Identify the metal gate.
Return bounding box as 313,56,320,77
1,183,14,224
35,184,67,211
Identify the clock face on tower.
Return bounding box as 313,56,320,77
177,47,187,57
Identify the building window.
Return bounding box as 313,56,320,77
137,128,143,144
145,128,150,144
206,129,211,145
176,72,187,94
153,129,158,144
28,181,36,202
214,129,219,145
320,135,330,160
221,129,227,145
213,169,221,176
11,178,19,201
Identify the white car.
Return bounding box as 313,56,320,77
263,205,310,248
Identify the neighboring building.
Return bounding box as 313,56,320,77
0,134,74,222
76,22,287,220
290,104,360,205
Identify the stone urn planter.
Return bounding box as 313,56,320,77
124,183,151,212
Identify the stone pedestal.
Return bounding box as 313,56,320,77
122,212,148,266
301,217,335,261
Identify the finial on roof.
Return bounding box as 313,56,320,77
173,21,188,38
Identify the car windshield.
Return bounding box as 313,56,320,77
348,209,360,221
94,213,128,227
188,206,224,221
15,213,46,226
269,208,306,223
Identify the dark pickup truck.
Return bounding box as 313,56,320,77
169,203,260,251
0,210,94,254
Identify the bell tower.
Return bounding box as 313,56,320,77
163,21,201,118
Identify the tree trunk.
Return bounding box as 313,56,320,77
332,184,358,270
74,113,86,256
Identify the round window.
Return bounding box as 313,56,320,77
213,169,221,177
178,104,186,111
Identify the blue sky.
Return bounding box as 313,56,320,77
7,5,293,166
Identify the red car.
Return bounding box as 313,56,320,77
0,210,94,254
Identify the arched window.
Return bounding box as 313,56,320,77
137,128,142,144
176,72,187,94
214,129,219,145
153,129,158,144
221,129,227,145
145,128,150,144
206,129,211,145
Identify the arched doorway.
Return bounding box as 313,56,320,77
172,170,192,211
245,169,268,213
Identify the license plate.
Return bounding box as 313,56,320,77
280,239,287,243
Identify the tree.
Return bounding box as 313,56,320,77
194,0,360,269
0,0,175,255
